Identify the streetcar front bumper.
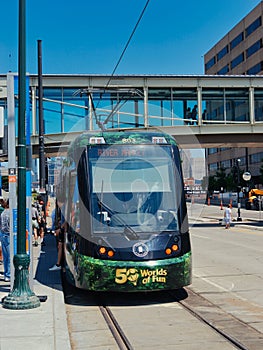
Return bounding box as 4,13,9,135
66,251,192,292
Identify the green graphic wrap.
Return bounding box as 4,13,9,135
66,252,192,292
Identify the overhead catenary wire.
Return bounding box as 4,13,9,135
95,0,151,111
73,0,151,130
105,0,151,88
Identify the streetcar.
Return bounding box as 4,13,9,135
56,131,192,292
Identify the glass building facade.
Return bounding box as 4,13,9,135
0,74,263,137
33,83,263,133
0,73,263,185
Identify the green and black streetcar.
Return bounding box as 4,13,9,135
57,131,192,292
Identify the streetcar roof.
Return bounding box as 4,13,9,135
68,130,177,153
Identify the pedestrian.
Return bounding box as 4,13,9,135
224,204,232,229
0,198,5,215
191,105,198,125
185,107,191,125
0,199,10,281
32,203,40,246
202,109,207,122
49,199,67,271
37,195,46,247
0,198,5,262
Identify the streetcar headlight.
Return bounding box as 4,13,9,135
165,244,179,255
107,250,114,257
99,246,114,258
165,248,172,255
172,244,179,251
99,247,106,255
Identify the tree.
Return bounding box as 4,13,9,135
215,167,227,191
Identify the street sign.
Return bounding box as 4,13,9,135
243,171,251,181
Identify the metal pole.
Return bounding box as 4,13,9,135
237,159,242,222
7,73,17,289
38,40,45,192
37,39,48,238
3,0,40,309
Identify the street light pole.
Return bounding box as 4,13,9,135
3,0,40,309
236,159,242,222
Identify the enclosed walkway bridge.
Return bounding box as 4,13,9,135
1,73,263,156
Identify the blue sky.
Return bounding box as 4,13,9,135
0,1,261,75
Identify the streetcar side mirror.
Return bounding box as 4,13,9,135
97,211,111,223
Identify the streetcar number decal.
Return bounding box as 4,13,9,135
122,137,136,144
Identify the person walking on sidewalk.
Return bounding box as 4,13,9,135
32,203,40,246
49,199,67,271
37,195,46,247
0,199,11,281
224,204,232,229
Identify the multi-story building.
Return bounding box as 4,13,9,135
204,1,263,75
204,1,263,187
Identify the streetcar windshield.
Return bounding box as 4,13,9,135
88,145,181,234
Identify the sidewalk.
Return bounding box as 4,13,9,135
187,202,263,230
0,203,261,350
0,234,71,350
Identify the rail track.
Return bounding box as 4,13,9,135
171,288,263,350
62,272,262,350
98,302,134,350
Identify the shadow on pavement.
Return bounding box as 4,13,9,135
34,234,62,290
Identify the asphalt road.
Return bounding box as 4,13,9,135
189,203,263,339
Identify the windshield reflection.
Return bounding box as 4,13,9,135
89,145,180,234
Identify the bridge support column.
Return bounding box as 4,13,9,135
249,87,255,124
143,86,148,128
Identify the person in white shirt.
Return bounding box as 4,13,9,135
224,204,232,229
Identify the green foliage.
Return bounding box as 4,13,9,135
208,166,247,193
71,252,192,292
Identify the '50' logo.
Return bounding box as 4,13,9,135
115,268,139,286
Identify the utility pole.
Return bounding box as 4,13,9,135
38,40,45,193
236,159,242,222
3,0,40,309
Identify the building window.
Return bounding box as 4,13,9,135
230,32,244,50
220,159,231,168
245,17,262,37
250,152,263,164
247,62,263,75
225,89,249,122
254,89,263,121
217,65,229,75
205,56,216,70
237,157,246,166
171,88,198,126
201,89,225,122
217,45,229,61
230,53,244,69
246,39,263,58
208,148,218,155
148,88,174,126
209,163,218,171
202,88,249,123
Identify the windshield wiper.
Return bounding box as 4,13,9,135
97,196,139,240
